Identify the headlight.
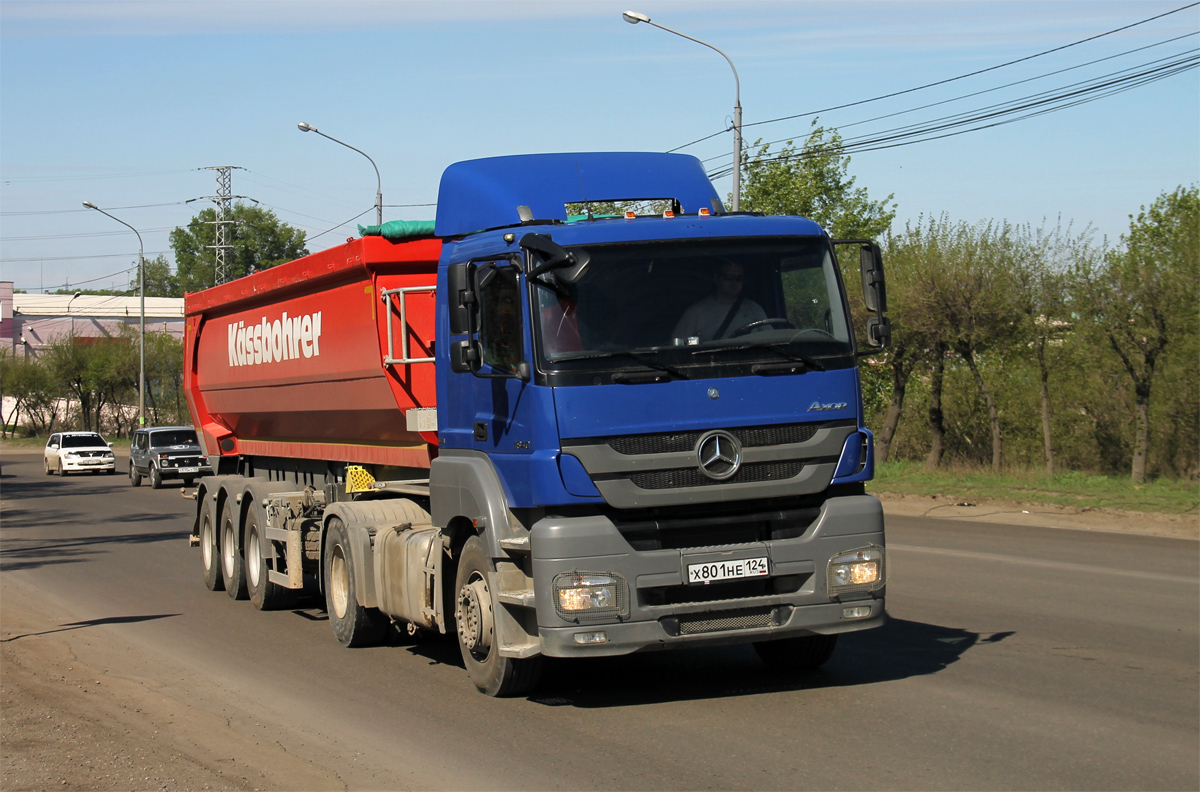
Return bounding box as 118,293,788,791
63,452,79,459
827,545,885,599
553,571,629,623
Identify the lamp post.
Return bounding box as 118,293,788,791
297,122,384,226
82,202,145,428
622,10,743,211
67,290,82,337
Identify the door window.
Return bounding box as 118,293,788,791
478,266,523,374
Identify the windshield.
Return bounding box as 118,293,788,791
150,430,198,447
531,237,853,381
61,434,106,448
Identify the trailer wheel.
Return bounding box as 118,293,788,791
129,465,141,487
220,499,248,600
246,505,295,611
754,634,839,672
200,499,224,592
323,517,388,647
454,536,542,697
149,465,163,490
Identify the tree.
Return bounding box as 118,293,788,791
740,120,896,239
170,203,307,294
139,254,180,298
0,351,57,437
1078,186,1199,483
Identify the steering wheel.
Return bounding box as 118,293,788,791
728,318,795,338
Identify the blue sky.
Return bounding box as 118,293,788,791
2,0,1197,294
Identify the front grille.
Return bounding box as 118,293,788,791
666,606,779,636
78,451,109,459
161,455,204,468
629,461,806,490
612,503,821,551
607,422,822,456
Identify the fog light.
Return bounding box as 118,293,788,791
828,545,886,599
573,631,608,645
843,606,872,619
552,571,630,623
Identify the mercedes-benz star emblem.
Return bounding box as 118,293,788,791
697,430,741,481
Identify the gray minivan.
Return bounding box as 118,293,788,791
129,426,213,488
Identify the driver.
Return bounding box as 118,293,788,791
671,261,767,343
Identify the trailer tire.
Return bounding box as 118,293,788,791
754,634,839,672
149,465,163,490
246,505,295,611
323,517,388,647
454,536,542,697
200,499,224,592
220,499,248,600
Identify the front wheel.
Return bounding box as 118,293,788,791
129,465,142,486
754,634,839,672
323,517,388,647
44,459,52,476
149,465,163,489
454,536,542,697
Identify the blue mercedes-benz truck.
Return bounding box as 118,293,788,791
187,152,890,697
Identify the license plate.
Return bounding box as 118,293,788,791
687,556,769,584
178,467,199,474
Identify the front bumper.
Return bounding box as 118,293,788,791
530,494,886,658
60,457,116,472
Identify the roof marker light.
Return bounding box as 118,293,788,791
625,210,636,219
662,209,675,219
699,207,710,216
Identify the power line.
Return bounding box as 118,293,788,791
674,1,1200,153
0,251,169,263
1,200,190,217
705,51,1197,178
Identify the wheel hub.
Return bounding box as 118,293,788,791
457,578,492,655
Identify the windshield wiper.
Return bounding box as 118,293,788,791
691,340,827,371
555,350,690,381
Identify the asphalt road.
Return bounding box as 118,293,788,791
2,450,1197,790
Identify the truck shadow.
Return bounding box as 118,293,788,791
1,613,180,643
525,618,1014,708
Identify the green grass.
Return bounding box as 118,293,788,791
870,460,1200,515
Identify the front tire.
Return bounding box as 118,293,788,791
44,459,52,476
754,634,839,672
246,506,296,611
322,517,388,647
129,465,142,487
454,536,542,697
200,499,224,592
220,499,248,600
149,464,163,489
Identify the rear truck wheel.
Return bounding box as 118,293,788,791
454,536,542,697
323,516,388,647
129,465,141,486
200,499,224,592
754,634,839,672
246,505,296,611
149,464,163,489
220,499,248,600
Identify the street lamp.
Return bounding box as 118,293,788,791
623,10,743,211
67,290,82,337
82,201,145,428
297,121,384,226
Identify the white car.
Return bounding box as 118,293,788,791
44,431,116,476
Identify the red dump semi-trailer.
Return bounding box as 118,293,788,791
185,152,890,697
185,234,441,469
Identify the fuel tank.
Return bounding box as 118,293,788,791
183,235,442,468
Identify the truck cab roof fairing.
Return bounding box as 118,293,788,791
434,152,722,237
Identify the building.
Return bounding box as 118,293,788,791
1,282,185,358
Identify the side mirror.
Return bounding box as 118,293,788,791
866,316,891,349
447,262,474,336
522,233,590,283
450,339,480,373
859,243,886,314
